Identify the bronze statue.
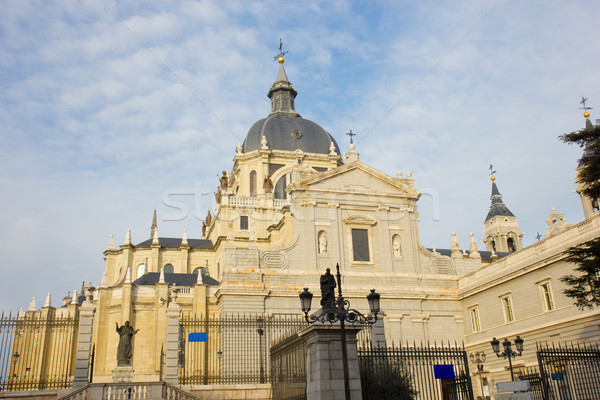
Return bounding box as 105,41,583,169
116,321,139,365
320,268,336,310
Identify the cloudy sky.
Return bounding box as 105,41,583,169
1,1,599,311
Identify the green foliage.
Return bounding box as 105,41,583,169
360,357,418,400
559,124,600,200
559,123,600,308
560,238,600,309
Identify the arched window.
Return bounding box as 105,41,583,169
507,238,515,252
250,170,257,197
136,263,146,279
282,99,289,111
163,264,174,274
274,174,290,199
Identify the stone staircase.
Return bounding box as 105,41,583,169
57,382,201,400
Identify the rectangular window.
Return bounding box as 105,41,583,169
541,283,554,311
502,296,514,323
470,308,481,332
351,229,370,262
240,215,248,230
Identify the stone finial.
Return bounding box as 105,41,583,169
124,267,132,284
83,283,95,303
397,171,403,178
261,135,268,149
152,228,159,245
196,268,203,285
236,142,242,154
159,267,165,283
43,292,52,308
181,229,188,245
18,307,24,318
469,233,481,258
329,141,337,155
71,290,78,304
28,297,36,312
406,172,412,178
124,229,132,246
451,232,461,257
108,234,115,250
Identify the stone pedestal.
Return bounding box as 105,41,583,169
298,323,364,400
72,301,94,388
164,302,181,384
112,365,134,382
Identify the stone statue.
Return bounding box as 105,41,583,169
206,210,212,226
219,171,228,190
215,186,222,203
393,236,401,257
320,268,336,310
263,176,273,193
319,232,327,254
202,221,207,238
116,321,139,365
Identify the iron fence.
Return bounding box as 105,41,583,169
358,342,474,400
271,332,306,400
178,313,307,385
0,311,79,391
537,341,600,400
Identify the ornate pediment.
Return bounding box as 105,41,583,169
343,214,377,226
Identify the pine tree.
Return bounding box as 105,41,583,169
559,124,600,309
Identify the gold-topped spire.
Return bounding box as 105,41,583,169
580,96,592,118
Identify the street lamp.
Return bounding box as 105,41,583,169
256,317,265,384
469,352,486,396
298,263,380,400
490,336,524,381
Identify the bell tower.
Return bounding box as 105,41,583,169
483,174,523,253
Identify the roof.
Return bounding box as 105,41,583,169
135,237,213,249
243,114,340,155
427,248,511,260
133,272,219,286
485,182,515,221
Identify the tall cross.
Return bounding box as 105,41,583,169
346,130,356,144
488,163,497,177
580,96,593,112
273,38,289,61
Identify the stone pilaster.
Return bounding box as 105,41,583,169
164,302,181,384
72,301,95,388
299,323,364,400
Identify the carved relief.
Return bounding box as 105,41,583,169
318,231,328,254
392,234,402,258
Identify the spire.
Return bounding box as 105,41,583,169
151,209,157,239
28,297,36,312
43,292,52,308
267,52,298,116
108,234,115,250
159,266,165,283
181,229,188,246
485,179,515,221
125,267,131,284
152,227,159,245
124,229,132,246
196,268,203,285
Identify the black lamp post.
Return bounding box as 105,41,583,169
256,317,265,384
299,263,380,400
491,336,524,381
469,352,486,396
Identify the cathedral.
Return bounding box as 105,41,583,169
7,55,600,398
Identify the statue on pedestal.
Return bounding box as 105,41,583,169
320,268,336,310
116,321,139,365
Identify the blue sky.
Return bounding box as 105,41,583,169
1,0,599,311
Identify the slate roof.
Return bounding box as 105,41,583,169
243,114,340,155
427,248,511,260
135,237,213,249
133,272,219,286
485,182,515,221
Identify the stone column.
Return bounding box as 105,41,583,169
299,324,364,400
164,302,181,384
72,301,95,388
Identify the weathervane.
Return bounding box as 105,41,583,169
580,96,593,118
346,130,356,144
274,39,289,61
489,163,497,180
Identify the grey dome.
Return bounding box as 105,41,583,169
243,114,341,155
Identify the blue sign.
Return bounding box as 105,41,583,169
551,373,564,381
434,365,455,380
188,332,208,342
